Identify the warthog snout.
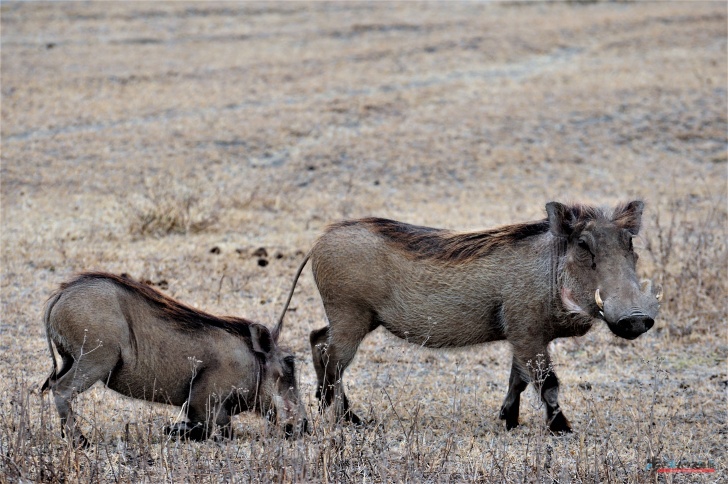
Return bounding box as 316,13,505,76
600,280,662,340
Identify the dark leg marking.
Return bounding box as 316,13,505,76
310,327,332,409
540,371,572,434
311,326,364,424
499,357,529,430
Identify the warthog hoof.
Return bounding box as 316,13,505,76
505,421,520,431
547,412,572,435
61,428,90,449
328,409,368,427
284,418,310,439
498,404,520,430
74,433,91,449
345,410,364,426
165,422,208,441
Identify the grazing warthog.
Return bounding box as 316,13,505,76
41,272,307,447
278,201,662,432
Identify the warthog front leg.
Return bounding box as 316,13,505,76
177,377,235,441
166,369,234,441
540,370,571,434
500,351,572,434
499,356,529,430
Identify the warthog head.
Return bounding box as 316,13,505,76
250,325,308,437
550,200,663,340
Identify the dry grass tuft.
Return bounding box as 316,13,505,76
126,178,219,237
644,193,727,337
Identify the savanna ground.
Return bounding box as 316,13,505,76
1,2,726,482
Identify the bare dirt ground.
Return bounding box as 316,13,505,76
1,2,726,482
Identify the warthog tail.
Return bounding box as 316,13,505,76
40,291,63,393
273,251,312,342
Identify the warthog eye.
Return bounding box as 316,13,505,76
577,238,596,269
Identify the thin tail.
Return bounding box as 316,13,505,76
40,292,63,393
272,251,312,343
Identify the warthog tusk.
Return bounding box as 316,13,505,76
655,285,663,302
595,289,604,310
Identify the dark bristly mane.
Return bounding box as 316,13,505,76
332,217,552,263
552,203,630,236
58,272,258,339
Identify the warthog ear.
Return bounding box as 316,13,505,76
546,202,576,237
250,324,273,355
612,200,644,236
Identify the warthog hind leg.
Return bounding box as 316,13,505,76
310,326,331,409
310,318,368,425
48,346,118,448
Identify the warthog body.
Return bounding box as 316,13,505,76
279,201,662,432
42,272,307,446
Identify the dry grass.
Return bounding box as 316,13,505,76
644,196,726,338
126,177,219,237
1,2,726,482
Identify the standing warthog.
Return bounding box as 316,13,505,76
278,201,662,433
42,272,307,447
